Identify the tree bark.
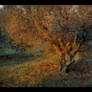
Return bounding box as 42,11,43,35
59,53,76,74
53,36,81,75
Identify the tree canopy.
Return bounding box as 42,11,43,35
1,5,92,73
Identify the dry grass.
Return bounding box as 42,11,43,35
0,53,59,87
0,49,92,87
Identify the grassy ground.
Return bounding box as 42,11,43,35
0,48,92,87
0,52,59,87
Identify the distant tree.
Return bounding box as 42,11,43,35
4,5,92,74
0,8,12,49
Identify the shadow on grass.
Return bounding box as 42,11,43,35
0,53,35,67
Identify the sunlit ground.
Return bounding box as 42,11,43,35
0,49,92,87
0,53,59,87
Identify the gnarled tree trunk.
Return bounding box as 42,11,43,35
54,36,81,75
